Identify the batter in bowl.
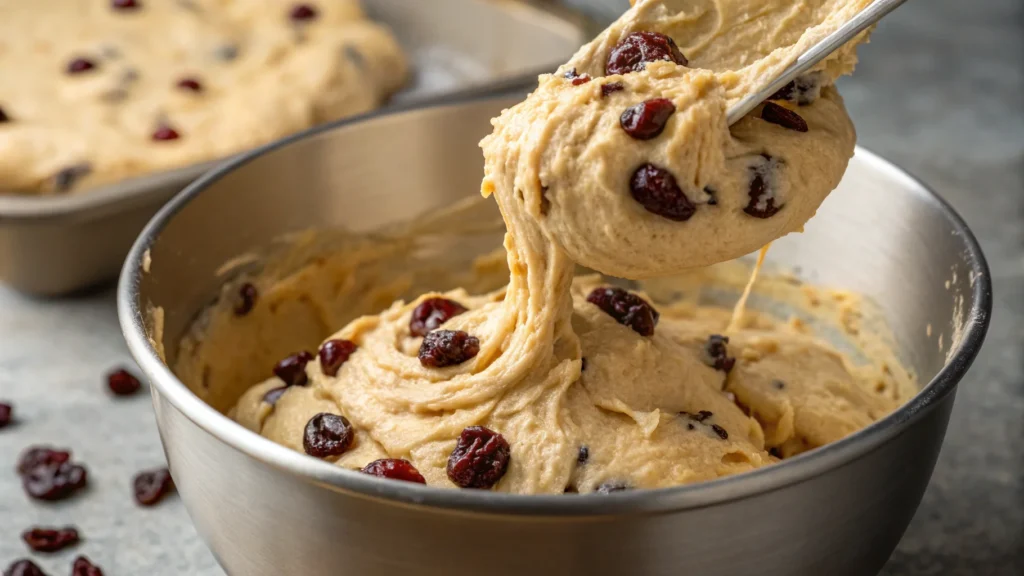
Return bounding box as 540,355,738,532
212,0,916,493
0,0,405,195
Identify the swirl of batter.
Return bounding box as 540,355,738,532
223,0,910,494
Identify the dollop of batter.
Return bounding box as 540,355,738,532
216,0,913,494
0,0,406,194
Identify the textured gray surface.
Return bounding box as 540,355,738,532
1,0,1021,574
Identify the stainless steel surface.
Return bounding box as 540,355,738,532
118,96,991,576
727,0,910,125
0,0,585,296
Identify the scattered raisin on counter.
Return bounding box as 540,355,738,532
107,368,142,396
72,555,105,576
22,460,88,502
133,468,175,506
21,526,80,553
0,402,12,429
3,559,47,576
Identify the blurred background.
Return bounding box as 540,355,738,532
1,0,1021,574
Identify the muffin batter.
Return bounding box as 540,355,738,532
212,0,915,493
0,0,406,195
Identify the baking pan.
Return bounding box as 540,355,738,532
0,0,587,296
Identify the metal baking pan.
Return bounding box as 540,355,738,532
0,0,587,296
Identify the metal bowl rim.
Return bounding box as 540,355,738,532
117,93,993,517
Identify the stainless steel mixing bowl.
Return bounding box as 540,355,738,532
118,95,992,576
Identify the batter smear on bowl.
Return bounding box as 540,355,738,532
208,0,918,493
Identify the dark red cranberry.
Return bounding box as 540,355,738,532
233,282,258,316
107,368,141,396
289,3,319,21
606,31,688,75
704,335,735,373
601,82,625,97
629,163,696,222
262,386,287,406
273,351,314,387
16,447,71,475
563,68,591,86
133,468,174,506
175,77,203,93
586,287,660,337
303,413,354,458
446,426,511,489
71,556,104,576
3,559,47,576
112,0,141,10
0,402,12,428
711,424,729,440
620,98,675,140
744,154,782,219
21,526,80,553
0,106,10,123
23,461,88,501
418,330,480,368
761,102,808,132
577,445,589,465
596,481,631,493
152,124,181,142
361,459,427,484
319,339,358,377
66,58,97,75
409,297,468,337
53,164,92,193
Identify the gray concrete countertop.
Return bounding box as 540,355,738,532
1,0,1021,574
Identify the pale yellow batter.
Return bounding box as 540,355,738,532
0,0,406,195
188,0,916,494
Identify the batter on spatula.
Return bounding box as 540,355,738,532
214,0,914,493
